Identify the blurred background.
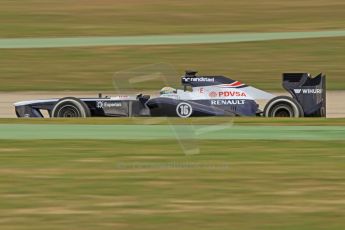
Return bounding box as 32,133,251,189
0,0,344,91
0,1,345,230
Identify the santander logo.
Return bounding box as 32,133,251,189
209,91,247,98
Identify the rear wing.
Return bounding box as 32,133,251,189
282,73,326,117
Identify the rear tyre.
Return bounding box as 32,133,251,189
52,97,91,118
264,96,304,117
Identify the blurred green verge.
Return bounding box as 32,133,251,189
0,139,344,229
0,117,344,126
1,0,344,38
0,118,343,229
0,124,344,140
0,37,344,91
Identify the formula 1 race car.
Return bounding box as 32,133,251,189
14,70,326,118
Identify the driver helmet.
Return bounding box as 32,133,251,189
160,86,177,95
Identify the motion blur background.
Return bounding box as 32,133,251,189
0,1,344,230
0,0,345,91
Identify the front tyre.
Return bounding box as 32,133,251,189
264,96,304,117
52,97,91,118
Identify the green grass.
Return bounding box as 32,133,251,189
1,2,344,228
0,118,344,143
0,124,344,141
0,0,344,91
0,139,344,229
0,119,343,229
0,0,344,38
1,37,344,91
1,117,344,126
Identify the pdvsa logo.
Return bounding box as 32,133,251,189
209,91,247,98
294,89,322,94
219,91,247,97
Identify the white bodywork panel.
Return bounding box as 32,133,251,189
160,84,274,101
14,82,274,107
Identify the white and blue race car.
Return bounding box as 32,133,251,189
14,70,326,118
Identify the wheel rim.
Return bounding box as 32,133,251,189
265,97,301,117
57,105,81,117
273,108,291,117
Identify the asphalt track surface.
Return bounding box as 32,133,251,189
0,124,344,140
1,30,345,48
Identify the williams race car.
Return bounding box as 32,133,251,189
14,71,326,118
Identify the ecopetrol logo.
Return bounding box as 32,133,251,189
211,100,245,105
293,89,323,94
209,91,247,98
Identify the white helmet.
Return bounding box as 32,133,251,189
160,86,177,95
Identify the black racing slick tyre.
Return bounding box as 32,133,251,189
264,96,304,117
52,97,91,118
